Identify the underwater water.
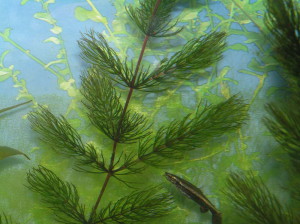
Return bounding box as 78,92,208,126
0,0,297,223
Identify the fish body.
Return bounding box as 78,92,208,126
165,172,218,214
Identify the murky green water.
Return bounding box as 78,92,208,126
0,0,296,223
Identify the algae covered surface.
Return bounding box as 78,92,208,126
0,0,294,223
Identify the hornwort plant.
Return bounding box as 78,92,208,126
26,0,247,223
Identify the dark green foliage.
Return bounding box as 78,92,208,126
94,187,174,224
28,107,108,173
225,171,300,224
138,95,247,166
81,70,151,143
225,171,298,224
264,96,300,171
26,0,249,223
126,0,182,37
0,213,15,224
78,30,134,88
159,31,226,74
26,166,87,224
264,0,300,172
79,30,227,92
264,0,300,203
265,0,300,87
135,31,227,91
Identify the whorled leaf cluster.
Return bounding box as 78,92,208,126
78,30,227,91
94,186,174,224
264,0,300,88
225,172,298,224
264,97,300,172
126,0,183,37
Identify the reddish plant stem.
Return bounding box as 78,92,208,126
88,0,163,219
89,173,111,221
131,35,149,85
152,0,162,19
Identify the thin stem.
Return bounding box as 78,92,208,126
231,0,266,36
0,100,32,114
42,0,74,79
152,0,162,17
88,0,162,219
86,0,114,37
131,35,149,85
0,34,61,77
88,173,112,222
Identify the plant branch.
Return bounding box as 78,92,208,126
88,0,162,219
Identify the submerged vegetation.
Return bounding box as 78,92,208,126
0,100,31,161
1,0,299,223
0,213,15,224
226,0,300,223
25,0,247,223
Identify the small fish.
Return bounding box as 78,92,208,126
165,172,222,224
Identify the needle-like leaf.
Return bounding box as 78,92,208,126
135,31,227,91
265,0,300,87
94,186,174,224
26,166,87,224
81,69,151,143
78,31,133,88
28,107,108,173
264,96,300,172
126,0,183,37
138,95,248,166
225,171,298,224
0,213,16,224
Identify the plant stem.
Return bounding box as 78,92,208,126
0,100,32,114
88,173,111,221
88,0,163,219
0,34,61,77
231,0,266,36
131,35,149,85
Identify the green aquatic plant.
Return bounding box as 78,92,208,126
264,0,300,202
225,1,300,223
264,0,300,88
26,0,248,223
0,100,31,161
0,213,16,224
264,98,300,172
225,171,298,224
264,0,300,171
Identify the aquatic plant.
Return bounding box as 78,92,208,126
226,0,300,223
0,213,15,224
264,0,300,203
264,0,300,88
0,101,31,161
25,0,247,223
264,0,300,170
225,171,298,224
